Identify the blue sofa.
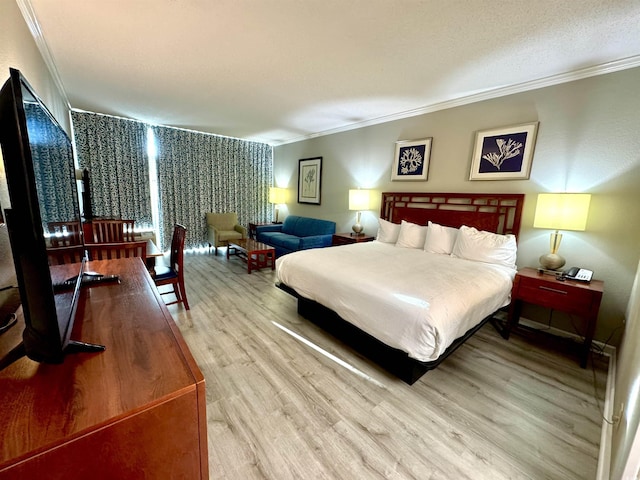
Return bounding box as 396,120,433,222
255,215,336,257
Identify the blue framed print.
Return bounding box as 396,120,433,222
391,138,432,181
469,122,539,180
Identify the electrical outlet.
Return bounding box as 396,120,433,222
613,403,624,427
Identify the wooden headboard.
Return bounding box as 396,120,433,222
380,192,525,237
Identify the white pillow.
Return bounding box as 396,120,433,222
395,220,428,249
376,218,401,244
424,221,459,254
451,225,517,268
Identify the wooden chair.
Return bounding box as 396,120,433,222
86,219,135,244
154,224,189,310
47,221,83,247
47,245,86,266
85,241,147,262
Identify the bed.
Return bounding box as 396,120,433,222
276,192,525,384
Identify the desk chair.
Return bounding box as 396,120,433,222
47,221,83,247
154,224,189,310
87,219,135,243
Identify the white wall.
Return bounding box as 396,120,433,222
274,67,640,346
611,259,640,479
0,0,70,133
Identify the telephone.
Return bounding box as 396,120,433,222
564,267,593,283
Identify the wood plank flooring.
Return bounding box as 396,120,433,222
160,249,608,480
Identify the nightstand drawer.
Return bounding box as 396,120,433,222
514,277,598,317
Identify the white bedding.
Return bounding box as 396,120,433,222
276,241,516,362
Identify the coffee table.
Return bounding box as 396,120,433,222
227,238,276,274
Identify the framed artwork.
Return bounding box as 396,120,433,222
391,138,432,181
298,156,322,204
469,122,539,180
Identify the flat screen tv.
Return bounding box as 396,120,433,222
0,68,103,370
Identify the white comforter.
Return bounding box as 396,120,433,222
276,241,516,362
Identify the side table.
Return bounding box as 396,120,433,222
332,233,375,246
506,267,604,368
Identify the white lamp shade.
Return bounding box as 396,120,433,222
533,193,591,231
269,187,287,204
349,189,371,211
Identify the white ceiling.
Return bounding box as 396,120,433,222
23,0,640,146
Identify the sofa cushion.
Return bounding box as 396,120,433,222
258,232,300,249
281,216,335,237
217,230,243,242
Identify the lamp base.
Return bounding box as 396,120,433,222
539,253,566,270
352,223,364,235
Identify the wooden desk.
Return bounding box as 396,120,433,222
0,258,208,479
145,238,163,273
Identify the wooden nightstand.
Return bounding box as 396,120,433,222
506,267,604,368
332,233,375,246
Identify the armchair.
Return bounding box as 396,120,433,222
206,212,247,255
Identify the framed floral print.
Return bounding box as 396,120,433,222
298,156,322,204
391,138,432,181
469,122,539,180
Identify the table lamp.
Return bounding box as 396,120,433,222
268,187,287,223
533,193,591,270
348,189,371,235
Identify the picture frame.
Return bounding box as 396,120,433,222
298,156,322,204
469,122,539,180
391,138,432,181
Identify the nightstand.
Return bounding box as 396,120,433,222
506,267,604,368
332,232,375,246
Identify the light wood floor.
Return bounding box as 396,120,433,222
161,249,608,480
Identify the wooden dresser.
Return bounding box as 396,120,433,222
0,258,208,479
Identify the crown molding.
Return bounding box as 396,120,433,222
16,0,70,109
273,55,640,146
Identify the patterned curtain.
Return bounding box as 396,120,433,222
25,103,77,226
153,126,272,250
71,111,153,229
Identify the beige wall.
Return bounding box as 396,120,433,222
0,0,70,133
274,67,640,345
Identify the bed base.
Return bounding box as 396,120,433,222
280,283,497,385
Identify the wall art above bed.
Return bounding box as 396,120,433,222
469,122,539,180
391,138,432,181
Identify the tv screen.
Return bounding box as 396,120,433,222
0,68,102,369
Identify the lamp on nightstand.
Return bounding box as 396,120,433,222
348,189,371,235
533,193,591,270
268,187,287,223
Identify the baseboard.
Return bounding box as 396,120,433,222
518,316,615,479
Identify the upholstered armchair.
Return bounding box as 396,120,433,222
206,212,247,255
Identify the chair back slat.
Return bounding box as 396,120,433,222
47,221,83,247
88,220,135,243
